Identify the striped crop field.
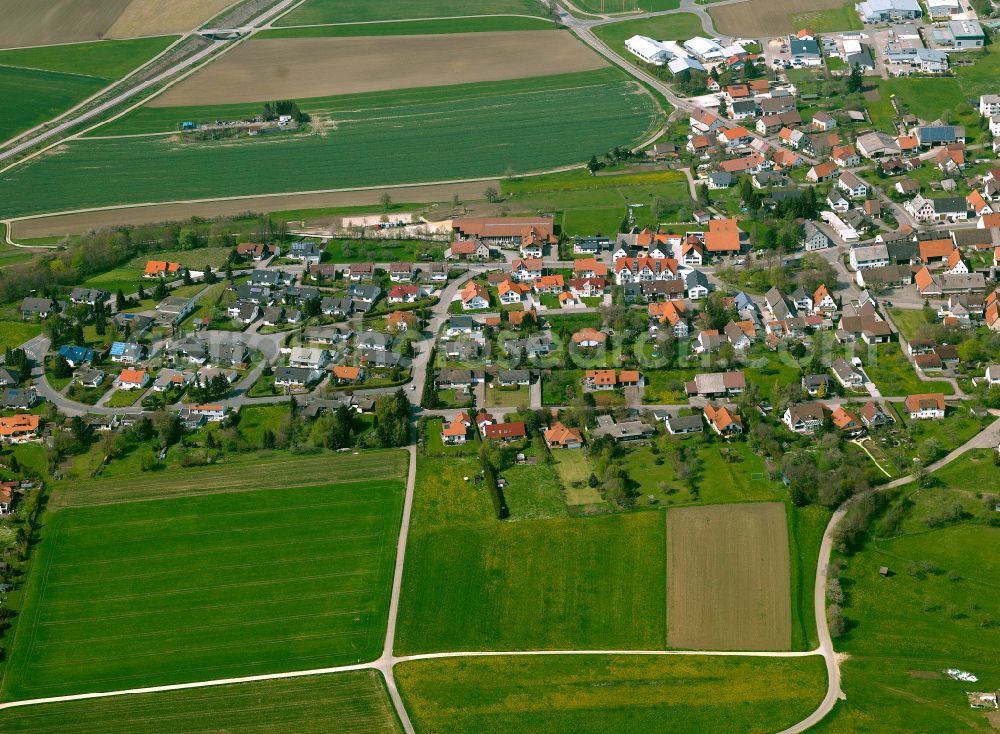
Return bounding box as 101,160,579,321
0,69,661,218
2,474,405,700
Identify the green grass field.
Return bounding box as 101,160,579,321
591,13,705,50
888,308,932,342
816,477,1000,732
0,37,177,143
397,451,666,653
0,671,401,733
396,654,826,734
259,16,555,38
789,1,861,32
0,70,658,218
50,449,406,507
2,472,405,699
275,0,547,25
864,344,954,396
0,320,42,351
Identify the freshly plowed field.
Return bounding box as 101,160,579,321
152,31,608,106
667,502,791,650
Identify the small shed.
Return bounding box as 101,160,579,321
879,566,891,577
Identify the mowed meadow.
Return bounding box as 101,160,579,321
1,453,408,700
0,36,177,143
0,69,660,218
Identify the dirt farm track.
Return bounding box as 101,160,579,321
7,180,498,240
151,31,610,106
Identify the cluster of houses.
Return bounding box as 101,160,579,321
850,223,996,300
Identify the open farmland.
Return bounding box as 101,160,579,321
0,0,132,48
8,181,493,239
258,16,557,38
153,32,607,106
710,0,852,36
396,454,666,653
105,0,239,39
591,13,705,51
0,71,659,218
275,0,547,26
2,473,406,699
50,449,407,508
0,671,402,734
667,503,792,650
396,655,827,734
0,36,176,142
0,0,231,48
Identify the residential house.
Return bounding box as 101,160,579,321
905,393,946,419
831,406,865,437
850,243,890,270
838,171,870,199
802,374,833,397
831,357,865,388
783,402,826,433
684,370,746,398
802,221,832,251
663,413,704,435
808,161,840,183
69,287,107,306
832,144,861,168
447,239,493,261
117,368,149,390
289,347,329,369
483,421,527,442
20,297,58,320
143,260,180,278
459,281,490,311
0,414,40,444
58,345,95,368
703,402,743,436
591,414,654,442
544,421,583,449
860,400,894,427
813,111,837,130
273,366,322,388
286,241,322,265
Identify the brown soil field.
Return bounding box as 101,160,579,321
106,0,237,39
710,0,846,36
8,180,496,239
0,0,131,49
667,502,791,651
151,31,608,106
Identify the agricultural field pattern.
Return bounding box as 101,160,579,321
1,0,1000,732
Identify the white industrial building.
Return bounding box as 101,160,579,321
625,35,672,65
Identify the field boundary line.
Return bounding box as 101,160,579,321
0,647,823,712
